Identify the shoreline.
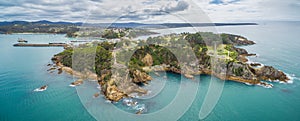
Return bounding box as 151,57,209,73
50,32,291,102
56,62,98,81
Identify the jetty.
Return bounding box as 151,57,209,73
13,43,67,47
70,40,90,43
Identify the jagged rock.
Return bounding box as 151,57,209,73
237,55,248,62
254,66,289,82
184,74,194,79
235,47,256,56
132,70,152,84
136,110,143,115
232,36,255,45
93,92,100,98
40,85,48,90
47,67,56,71
235,47,249,55
100,70,148,101
250,63,262,67
169,67,181,74
226,62,258,83
71,79,83,86
58,68,63,74
141,53,153,66
105,82,125,102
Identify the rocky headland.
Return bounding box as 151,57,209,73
51,32,291,102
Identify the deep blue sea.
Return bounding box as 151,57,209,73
0,22,300,121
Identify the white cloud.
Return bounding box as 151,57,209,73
193,0,300,22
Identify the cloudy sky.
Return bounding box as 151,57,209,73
0,0,299,23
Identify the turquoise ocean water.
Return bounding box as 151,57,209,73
0,22,299,121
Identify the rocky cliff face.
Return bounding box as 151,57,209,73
105,83,125,102
230,35,256,45
131,69,152,84
254,66,289,82
99,69,148,101
235,47,249,55
141,53,153,66
226,62,259,84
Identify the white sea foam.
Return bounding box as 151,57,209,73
96,85,101,89
244,82,253,86
34,87,47,92
279,81,286,84
69,84,76,87
133,104,146,112
287,80,294,84
122,98,138,107
257,83,273,88
128,93,140,98
284,73,295,84
105,100,112,103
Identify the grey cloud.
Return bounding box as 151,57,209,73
90,0,102,2
0,1,16,7
0,0,190,22
162,1,189,12
142,0,159,5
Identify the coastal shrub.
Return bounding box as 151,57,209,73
221,34,231,44
233,67,244,76
56,49,73,67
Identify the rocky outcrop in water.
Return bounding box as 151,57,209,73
105,83,125,101
254,66,290,82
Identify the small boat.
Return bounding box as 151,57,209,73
18,38,28,43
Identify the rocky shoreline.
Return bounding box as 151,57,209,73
51,32,291,103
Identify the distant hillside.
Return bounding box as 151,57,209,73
0,20,82,34
0,20,257,34
0,20,83,26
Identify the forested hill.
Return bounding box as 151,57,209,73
0,20,257,34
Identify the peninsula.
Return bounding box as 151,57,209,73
51,31,290,102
